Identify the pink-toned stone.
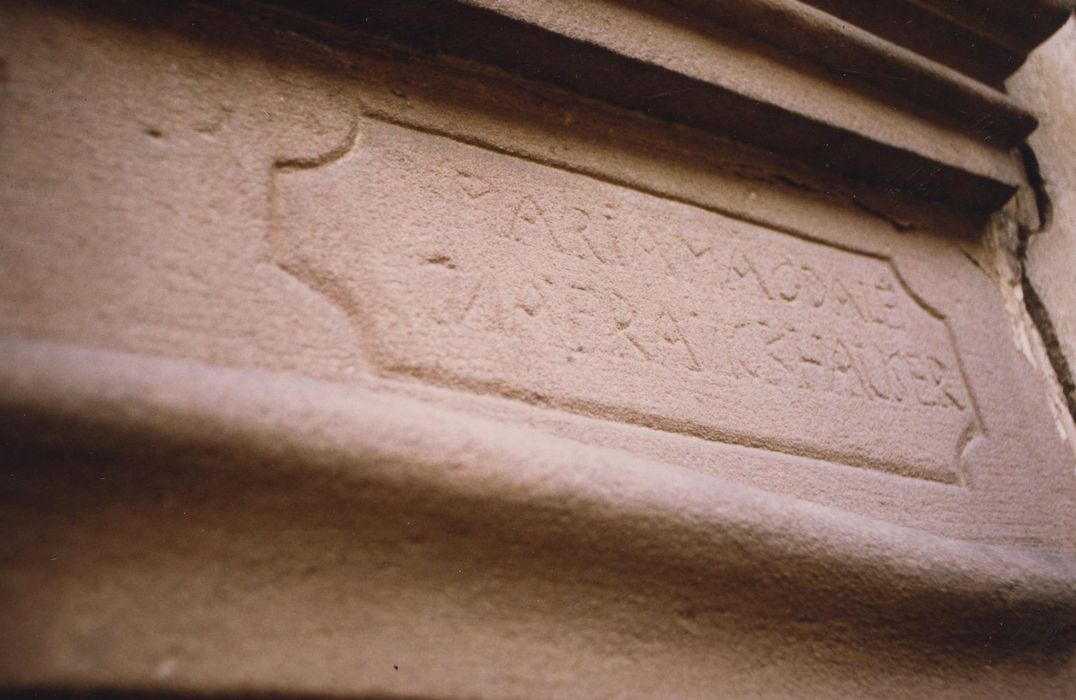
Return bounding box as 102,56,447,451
276,121,974,484
1009,17,1076,416
0,0,1072,548
1,2,1075,699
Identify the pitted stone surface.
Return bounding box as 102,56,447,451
1,0,1074,550
274,122,976,482
1010,18,1076,422
2,4,1076,700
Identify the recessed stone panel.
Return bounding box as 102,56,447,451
273,121,976,483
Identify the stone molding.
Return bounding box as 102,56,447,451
249,0,1068,212
800,0,1073,82
2,2,1076,696
2,338,1075,695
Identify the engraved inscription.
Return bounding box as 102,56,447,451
273,122,977,483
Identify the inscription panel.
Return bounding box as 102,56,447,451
274,122,976,483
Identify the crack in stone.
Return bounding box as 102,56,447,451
1015,141,1076,423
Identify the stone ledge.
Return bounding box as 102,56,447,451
242,0,1024,212
907,0,1071,55
656,0,1037,144
799,0,1072,83
2,337,1074,636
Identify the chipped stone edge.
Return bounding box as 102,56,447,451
985,148,1076,465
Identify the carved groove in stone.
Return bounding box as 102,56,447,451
272,120,979,484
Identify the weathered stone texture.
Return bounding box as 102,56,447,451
3,1,1071,547
1009,17,1076,417
1,2,1075,698
276,122,974,484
